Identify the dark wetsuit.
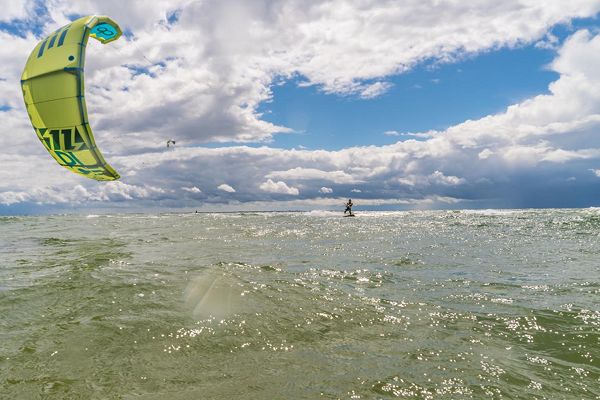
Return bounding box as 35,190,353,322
344,201,353,214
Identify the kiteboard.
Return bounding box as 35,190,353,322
344,213,356,217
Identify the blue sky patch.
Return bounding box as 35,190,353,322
258,43,559,150
166,9,182,25
0,0,48,37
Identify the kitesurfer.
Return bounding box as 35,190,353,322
344,199,353,215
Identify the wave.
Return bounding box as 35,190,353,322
305,210,340,217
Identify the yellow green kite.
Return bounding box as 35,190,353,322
21,15,123,181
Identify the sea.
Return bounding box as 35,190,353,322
1,209,599,399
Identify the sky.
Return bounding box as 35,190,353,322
2,0,600,214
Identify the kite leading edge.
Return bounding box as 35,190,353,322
21,15,122,181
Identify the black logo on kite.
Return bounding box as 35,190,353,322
37,127,90,152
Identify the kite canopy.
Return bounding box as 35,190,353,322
21,15,122,181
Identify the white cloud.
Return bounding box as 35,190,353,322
218,183,236,193
478,148,494,160
0,1,29,22
591,169,600,178
384,130,433,139
182,186,202,193
267,167,360,184
95,181,166,201
535,32,560,50
359,81,393,99
319,187,333,194
351,189,361,193
0,182,164,205
0,191,29,206
398,177,416,186
259,179,299,195
429,171,466,186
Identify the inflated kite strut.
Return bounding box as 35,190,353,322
21,16,122,181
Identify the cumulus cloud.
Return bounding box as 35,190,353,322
359,81,393,99
95,181,166,201
0,182,165,205
0,191,29,206
478,149,494,160
267,167,361,184
259,179,299,195
217,183,236,193
182,186,202,193
429,171,466,186
319,187,333,194
0,2,30,22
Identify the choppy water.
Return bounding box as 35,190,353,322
1,209,599,399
